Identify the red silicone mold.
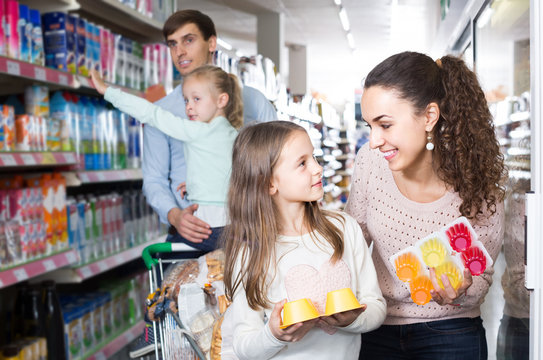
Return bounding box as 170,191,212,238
461,246,487,276
445,223,472,252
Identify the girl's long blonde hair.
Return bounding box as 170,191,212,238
185,65,244,129
223,121,344,310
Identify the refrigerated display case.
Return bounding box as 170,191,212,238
447,0,542,359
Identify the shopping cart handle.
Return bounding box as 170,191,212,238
142,243,172,269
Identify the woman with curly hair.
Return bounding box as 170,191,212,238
345,51,507,359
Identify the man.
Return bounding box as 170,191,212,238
129,10,277,358
144,10,277,251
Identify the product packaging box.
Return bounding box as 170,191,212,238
42,12,68,71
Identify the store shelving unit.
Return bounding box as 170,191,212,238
0,151,77,167
85,320,145,360
48,236,164,283
0,249,78,288
0,1,174,358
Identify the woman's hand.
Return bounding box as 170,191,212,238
90,69,108,95
429,267,473,306
317,304,366,328
269,299,318,342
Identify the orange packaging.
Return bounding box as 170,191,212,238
15,114,31,151
40,173,57,253
53,173,68,249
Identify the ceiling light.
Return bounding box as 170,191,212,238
217,37,233,50
338,7,350,32
476,5,494,29
346,32,355,49
334,0,342,5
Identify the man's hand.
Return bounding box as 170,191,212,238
167,206,211,243
176,182,187,199
90,69,109,95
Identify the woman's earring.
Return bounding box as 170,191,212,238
426,134,434,151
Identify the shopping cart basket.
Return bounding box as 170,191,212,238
142,242,208,360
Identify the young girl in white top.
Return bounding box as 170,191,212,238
223,121,386,360
91,65,242,250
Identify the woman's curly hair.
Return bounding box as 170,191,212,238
364,51,507,219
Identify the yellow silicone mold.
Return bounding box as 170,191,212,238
394,252,421,282
420,238,447,268
435,261,463,289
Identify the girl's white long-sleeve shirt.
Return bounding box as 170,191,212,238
230,212,386,360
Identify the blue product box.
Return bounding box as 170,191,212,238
42,12,68,71
29,9,45,66
18,4,31,62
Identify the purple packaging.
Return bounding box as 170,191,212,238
99,26,109,80
92,23,100,74
76,16,87,76
66,14,77,74
6,0,20,59
18,3,31,62
42,12,68,71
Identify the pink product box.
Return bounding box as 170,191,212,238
5,0,19,59
0,0,6,56
0,190,9,221
8,188,27,222
99,27,110,80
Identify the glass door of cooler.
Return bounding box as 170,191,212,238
470,0,537,359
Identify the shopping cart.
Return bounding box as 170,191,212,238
142,242,208,360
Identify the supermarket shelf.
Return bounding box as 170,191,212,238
0,55,75,88
0,249,79,289
50,237,164,283
0,152,77,168
74,168,143,185
85,320,145,360
0,56,143,97
76,0,164,42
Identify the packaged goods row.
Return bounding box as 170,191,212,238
5,272,147,360
66,190,161,266
0,0,173,92
1,85,143,170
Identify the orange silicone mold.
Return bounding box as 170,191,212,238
394,252,421,282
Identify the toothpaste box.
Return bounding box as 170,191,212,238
66,14,77,74
76,16,87,76
42,12,68,71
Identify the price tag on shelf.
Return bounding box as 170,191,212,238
79,173,89,183
43,259,56,272
58,74,68,86
65,251,77,264
6,61,20,76
93,352,107,360
63,153,76,163
0,154,16,166
96,172,106,181
97,261,108,272
34,67,47,81
41,152,55,164
20,153,36,165
13,268,28,282
80,266,93,278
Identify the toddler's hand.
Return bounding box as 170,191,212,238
318,304,366,328
269,299,318,342
176,182,187,199
90,69,108,95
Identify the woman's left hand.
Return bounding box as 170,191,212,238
317,304,367,328
429,267,473,306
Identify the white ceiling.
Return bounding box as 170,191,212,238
178,0,467,111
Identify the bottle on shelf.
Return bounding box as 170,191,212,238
41,280,67,360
